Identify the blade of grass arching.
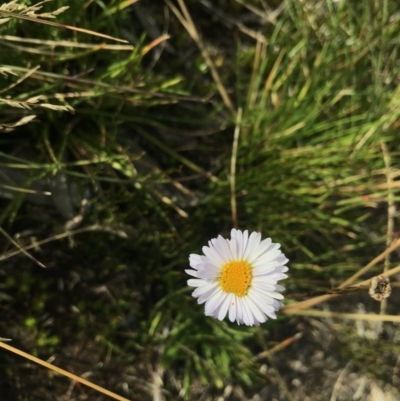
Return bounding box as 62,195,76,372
165,0,234,113
0,227,46,268
0,341,132,401
105,0,140,16
252,49,286,132
245,38,264,111
55,45,121,62
134,125,218,182
0,10,129,43
0,184,51,197
264,49,286,94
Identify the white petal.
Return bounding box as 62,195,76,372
257,288,284,300
216,235,234,260
239,298,254,326
217,294,232,321
250,237,272,261
187,279,205,287
189,254,202,268
252,277,278,291
197,284,221,304
200,255,213,265
262,264,286,273
248,289,277,312
276,256,289,265
228,294,237,322
252,263,278,276
271,299,283,310
232,230,243,258
209,301,225,318
241,230,249,259
185,269,198,277
210,237,230,262
235,296,244,323
268,264,288,273
192,281,218,297
205,289,227,316
264,273,288,281
252,248,282,265
249,288,275,305
245,295,267,324
245,232,262,261
229,236,238,260
202,245,224,266
196,263,219,279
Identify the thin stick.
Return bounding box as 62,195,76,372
0,227,46,268
0,341,132,401
165,0,234,112
340,238,400,288
230,108,242,228
0,224,127,261
282,263,400,313
255,329,295,401
380,141,395,316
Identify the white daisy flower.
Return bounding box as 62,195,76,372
186,229,289,326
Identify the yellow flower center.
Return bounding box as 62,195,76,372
218,260,253,297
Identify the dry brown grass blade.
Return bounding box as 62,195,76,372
141,34,170,56
0,65,40,94
0,35,134,50
340,238,400,288
0,95,74,112
0,183,51,195
254,332,303,361
165,0,234,112
230,108,242,229
0,226,46,268
264,49,285,92
380,141,395,316
0,224,129,262
282,261,400,313
0,114,37,131
255,328,295,401
284,309,400,323
0,10,129,43
0,67,18,75
0,341,132,401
